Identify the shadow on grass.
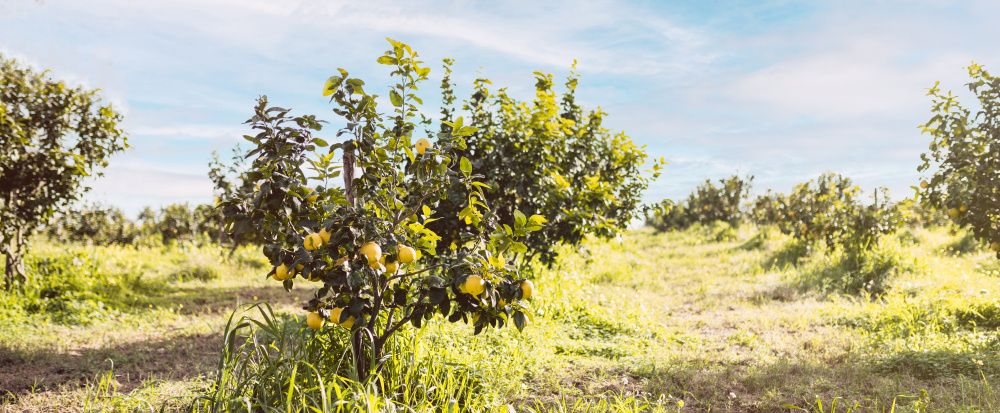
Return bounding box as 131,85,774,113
638,356,939,411
138,283,305,316
507,346,997,412
0,331,221,401
941,230,983,256
760,238,811,271
0,283,308,404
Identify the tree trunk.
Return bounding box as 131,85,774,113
344,143,370,379
352,331,370,381
344,146,356,207
3,227,27,290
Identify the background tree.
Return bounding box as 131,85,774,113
917,62,1000,257
208,146,262,248
0,55,128,289
425,60,665,267
646,174,753,231
46,202,139,246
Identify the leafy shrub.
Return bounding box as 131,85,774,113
197,304,504,411
137,203,216,245
800,244,917,295
12,253,147,325
751,173,901,255
46,202,140,245
647,174,752,232
170,263,221,282
896,198,950,228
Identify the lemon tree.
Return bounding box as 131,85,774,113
751,173,900,251
219,39,542,379
917,62,1000,258
422,60,666,267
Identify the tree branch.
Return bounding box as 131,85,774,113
393,194,429,228
387,263,446,282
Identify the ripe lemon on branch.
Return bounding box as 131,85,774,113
329,307,355,329
273,263,293,281
304,233,324,251
397,245,416,264
521,280,534,299
415,138,431,155
384,260,398,275
359,242,381,265
307,312,325,330
459,275,485,296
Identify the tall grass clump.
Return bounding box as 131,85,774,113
194,303,521,412
796,241,923,296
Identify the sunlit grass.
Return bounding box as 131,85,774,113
4,226,1000,411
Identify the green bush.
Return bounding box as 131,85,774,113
10,252,150,325
138,203,216,245
170,263,221,282
647,174,752,232
46,202,140,246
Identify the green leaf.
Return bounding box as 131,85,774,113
460,157,472,175
514,210,527,229
322,76,342,96
512,311,526,331
377,56,399,65
390,90,403,107
510,242,528,253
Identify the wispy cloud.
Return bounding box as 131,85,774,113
3,0,1000,215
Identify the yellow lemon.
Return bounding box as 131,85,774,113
920,180,929,189
385,260,398,275
960,205,968,212
992,242,1000,252
306,312,324,330
949,208,960,217
304,233,324,251
304,187,318,203
415,138,431,155
370,254,386,271
359,242,381,265
521,280,534,299
397,246,416,264
461,275,485,296
319,228,332,243
274,264,291,281
296,264,304,271
329,307,356,329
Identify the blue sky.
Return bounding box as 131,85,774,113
2,0,997,216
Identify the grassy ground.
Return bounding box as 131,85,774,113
2,225,1000,412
